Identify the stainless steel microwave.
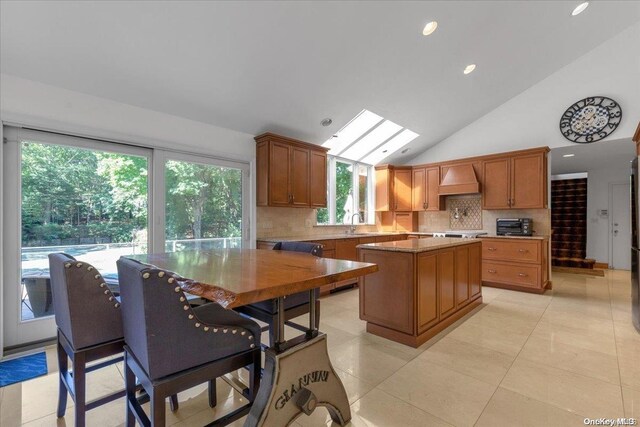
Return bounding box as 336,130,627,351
496,218,533,236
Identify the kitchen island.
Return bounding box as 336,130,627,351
357,238,482,347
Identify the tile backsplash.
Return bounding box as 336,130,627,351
448,196,482,230
417,194,551,236
257,207,378,238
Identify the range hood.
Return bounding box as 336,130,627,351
438,163,480,195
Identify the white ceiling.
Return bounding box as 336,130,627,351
1,1,639,164
551,137,636,175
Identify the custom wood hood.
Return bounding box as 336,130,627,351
438,163,480,195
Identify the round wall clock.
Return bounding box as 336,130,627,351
559,96,622,143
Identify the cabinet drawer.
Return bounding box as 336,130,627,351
312,239,336,251
482,239,540,263
482,261,540,288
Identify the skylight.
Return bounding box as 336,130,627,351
340,120,402,161
324,109,419,165
361,129,419,165
322,110,383,156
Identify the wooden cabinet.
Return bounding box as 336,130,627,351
438,248,456,319
359,241,483,348
309,150,327,207
481,237,549,293
417,253,438,333
375,165,412,211
412,166,441,211
455,246,470,307
335,238,360,261
482,149,548,209
255,133,328,208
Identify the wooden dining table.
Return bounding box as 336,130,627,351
128,248,378,427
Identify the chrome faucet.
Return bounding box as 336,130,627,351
350,213,361,234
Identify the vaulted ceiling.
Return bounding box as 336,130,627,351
1,1,639,164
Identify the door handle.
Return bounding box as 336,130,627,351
487,269,497,273
518,273,528,277
488,247,497,251
518,249,528,253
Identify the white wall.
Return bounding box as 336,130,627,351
408,23,640,164
0,74,256,160
586,166,631,265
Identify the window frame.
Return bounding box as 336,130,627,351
320,155,375,226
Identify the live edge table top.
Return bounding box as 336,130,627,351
128,249,378,309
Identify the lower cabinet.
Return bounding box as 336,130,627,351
481,237,549,293
361,242,483,348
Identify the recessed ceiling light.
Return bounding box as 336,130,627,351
563,154,575,158
320,118,332,127
571,2,589,16
463,64,476,75
422,21,438,36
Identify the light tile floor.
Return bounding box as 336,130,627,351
1,270,637,426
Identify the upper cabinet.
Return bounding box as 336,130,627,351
482,148,549,210
412,166,441,211
255,133,328,208
375,165,412,211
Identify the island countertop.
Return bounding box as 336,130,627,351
357,237,477,253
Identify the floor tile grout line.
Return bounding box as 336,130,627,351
609,272,628,415
472,283,554,426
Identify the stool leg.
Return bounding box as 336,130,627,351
72,352,86,427
124,353,137,427
249,351,261,402
208,379,217,408
56,340,69,418
169,394,179,412
151,391,166,427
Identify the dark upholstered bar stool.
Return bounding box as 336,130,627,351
236,242,322,347
48,254,178,427
117,257,261,427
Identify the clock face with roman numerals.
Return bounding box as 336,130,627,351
559,96,622,143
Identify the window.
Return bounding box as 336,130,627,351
2,127,250,347
322,109,419,164
316,157,374,225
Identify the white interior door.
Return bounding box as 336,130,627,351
611,182,631,270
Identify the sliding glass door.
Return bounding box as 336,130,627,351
2,129,250,348
152,151,250,253
2,128,151,347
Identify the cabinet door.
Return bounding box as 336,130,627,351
417,252,439,333
394,169,413,211
290,146,310,207
511,153,545,209
256,141,269,206
269,141,291,206
469,242,482,298
412,168,426,211
309,150,327,207
375,167,393,211
335,238,359,261
455,246,470,307
438,248,456,318
426,167,441,211
482,158,511,209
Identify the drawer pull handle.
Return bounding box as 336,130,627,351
488,247,497,251
518,249,528,253
518,273,528,277
488,269,497,273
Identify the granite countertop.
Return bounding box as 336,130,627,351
357,237,479,253
479,234,549,240
257,232,407,243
